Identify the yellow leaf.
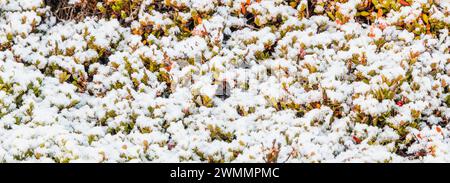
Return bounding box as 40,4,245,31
360,11,370,17
289,2,297,8
422,13,429,24
254,16,261,26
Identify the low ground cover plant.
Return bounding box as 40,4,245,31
0,0,448,162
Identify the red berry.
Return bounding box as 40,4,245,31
396,101,403,107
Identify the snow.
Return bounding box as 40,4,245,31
0,0,449,163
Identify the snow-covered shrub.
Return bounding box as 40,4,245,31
0,0,448,162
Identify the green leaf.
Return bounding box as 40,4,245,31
360,11,370,17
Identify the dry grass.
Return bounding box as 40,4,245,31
45,0,142,26
45,0,100,22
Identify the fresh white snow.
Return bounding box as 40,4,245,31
0,0,449,163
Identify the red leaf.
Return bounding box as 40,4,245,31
165,62,173,71
168,142,175,150
436,126,443,135
378,22,386,30
377,8,383,19
299,47,306,58
241,3,247,14
353,136,362,144
399,0,410,6
368,26,375,38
